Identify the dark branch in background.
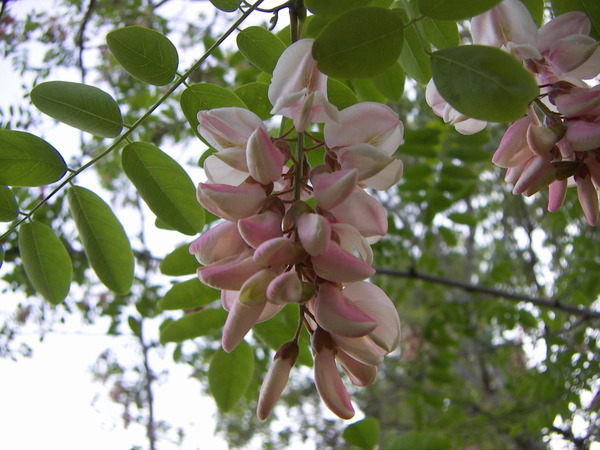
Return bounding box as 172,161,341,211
75,0,96,82
141,329,157,450
0,0,10,20
375,267,600,320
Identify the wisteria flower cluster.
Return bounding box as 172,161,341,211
427,0,600,225
189,39,402,420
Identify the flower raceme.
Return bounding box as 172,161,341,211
426,1,600,225
189,38,402,419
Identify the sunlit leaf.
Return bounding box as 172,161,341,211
209,0,241,12
431,45,539,122
160,308,227,343
160,243,199,276
234,82,272,120
122,142,204,236
18,221,72,305
67,186,134,294
0,186,18,222
236,26,287,74
312,7,404,79
208,341,254,411
30,81,123,138
159,278,219,310
180,83,246,133
416,0,502,20
107,26,179,86
0,130,67,186
343,417,381,449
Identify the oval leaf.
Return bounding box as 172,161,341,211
67,186,134,294
431,45,539,122
107,26,179,86
30,81,123,138
343,417,381,449
160,243,199,276
160,308,227,343
312,7,404,79
159,278,219,310
122,142,204,236
208,341,254,412
236,26,287,74
417,0,502,20
327,78,359,110
209,0,241,12
0,130,67,187
306,0,373,18
234,82,272,120
399,11,432,84
18,221,72,305
418,18,460,49
180,83,246,133
0,186,18,221
373,62,405,102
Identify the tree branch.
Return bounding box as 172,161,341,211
375,267,600,319
75,0,96,82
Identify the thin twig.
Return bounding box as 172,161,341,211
375,267,600,319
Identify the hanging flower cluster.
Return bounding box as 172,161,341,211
189,39,402,420
427,0,600,225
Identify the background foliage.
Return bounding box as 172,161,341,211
0,0,599,448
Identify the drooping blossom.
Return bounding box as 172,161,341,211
186,35,403,420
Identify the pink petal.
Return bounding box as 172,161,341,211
324,102,403,155
526,124,562,156
551,85,600,118
312,168,358,210
257,341,299,420
471,0,538,49
197,251,262,291
549,35,600,74
360,158,404,190
197,182,267,221
576,173,599,226
204,155,249,186
222,298,266,352
197,107,263,151
338,144,393,181
238,269,278,307
332,223,373,266
253,237,306,267
512,155,554,196
312,241,375,283
548,179,568,212
238,209,284,249
266,271,304,304
247,127,286,184
315,282,376,338
333,335,385,366
312,329,355,420
336,350,377,387
342,282,401,352
538,12,591,54
566,120,600,151
296,212,331,256
492,115,533,167
189,221,248,265
329,189,388,240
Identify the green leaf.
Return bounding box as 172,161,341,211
328,78,359,110
389,431,451,450
236,26,287,74
209,0,241,12
417,0,502,20
418,18,460,49
342,417,381,449
0,186,18,222
160,243,199,276
448,212,478,227
106,26,179,86
121,142,204,236
208,341,254,412
160,308,227,343
159,278,219,310
128,316,142,338
373,62,405,102
30,81,123,138
312,7,404,79
352,79,386,103
399,20,431,84
0,130,67,187
521,0,544,26
180,83,246,133
234,82,272,120
430,45,539,122
67,186,134,294
18,221,72,305
552,0,600,40
306,0,373,18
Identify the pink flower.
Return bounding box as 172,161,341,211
268,39,340,132
196,182,267,221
